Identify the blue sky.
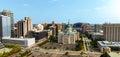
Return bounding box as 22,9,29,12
0,0,120,24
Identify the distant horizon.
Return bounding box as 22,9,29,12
0,0,120,24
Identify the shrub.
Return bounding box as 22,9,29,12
18,50,32,57
53,47,57,49
38,40,49,46
65,52,69,55
0,44,21,57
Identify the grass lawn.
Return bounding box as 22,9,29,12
40,42,76,51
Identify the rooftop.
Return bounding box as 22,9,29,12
92,32,103,35
58,31,77,35
2,37,35,41
98,41,120,47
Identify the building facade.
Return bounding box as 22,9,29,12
2,38,35,47
91,32,103,40
0,10,14,37
58,23,79,44
94,24,103,32
16,17,33,37
0,15,11,40
104,24,120,42
42,21,62,37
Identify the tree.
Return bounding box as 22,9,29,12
65,47,69,50
86,34,92,39
65,52,69,55
100,52,110,57
90,38,104,48
0,44,22,57
75,40,84,51
53,47,57,49
49,35,56,42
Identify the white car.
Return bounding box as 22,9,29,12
33,47,40,52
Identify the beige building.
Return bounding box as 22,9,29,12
104,24,120,42
16,17,32,37
58,23,79,44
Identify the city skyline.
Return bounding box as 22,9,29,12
0,0,120,24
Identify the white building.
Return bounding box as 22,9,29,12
58,23,79,44
98,41,120,53
33,24,44,32
2,38,35,47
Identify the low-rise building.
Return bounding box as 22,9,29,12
98,41,120,53
2,37,35,47
91,32,103,40
33,30,49,41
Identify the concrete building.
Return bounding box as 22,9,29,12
87,24,95,33
91,32,103,40
98,41,120,53
0,15,11,41
42,21,62,37
58,22,79,44
104,24,120,42
82,23,90,33
0,10,14,37
94,24,103,32
29,30,49,41
25,17,33,32
94,24,100,32
57,24,62,32
2,38,35,47
0,15,35,47
16,17,33,37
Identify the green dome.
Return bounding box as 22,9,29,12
66,24,72,29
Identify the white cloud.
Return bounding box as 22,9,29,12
23,4,29,7
94,7,105,10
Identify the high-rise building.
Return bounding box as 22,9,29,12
25,17,33,32
16,17,32,37
104,24,120,42
0,10,14,37
0,15,11,41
